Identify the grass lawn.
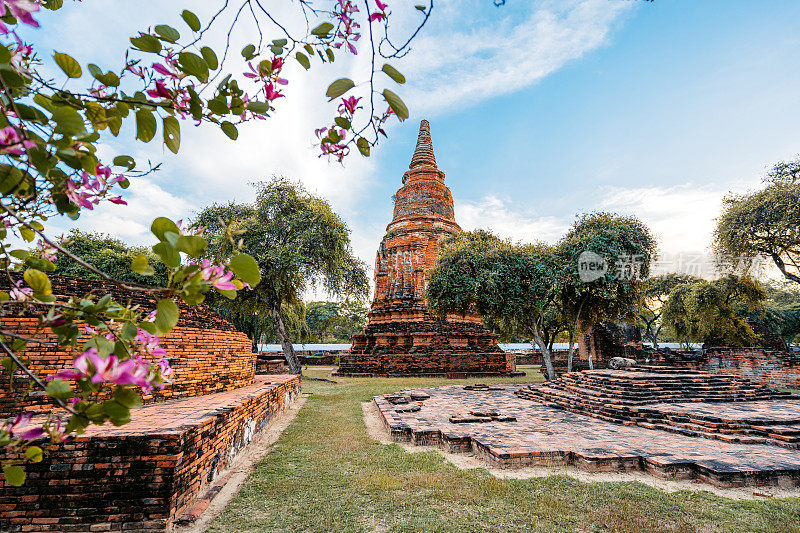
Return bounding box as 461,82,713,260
209,366,800,532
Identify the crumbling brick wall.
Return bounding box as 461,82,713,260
705,347,800,389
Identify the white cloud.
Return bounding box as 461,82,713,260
455,195,567,244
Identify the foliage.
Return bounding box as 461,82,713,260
0,0,429,485
636,273,702,348
51,229,168,286
194,177,368,373
305,299,368,343
427,214,655,379
714,157,800,285
661,275,766,347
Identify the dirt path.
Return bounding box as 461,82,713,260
361,400,800,501
174,394,309,533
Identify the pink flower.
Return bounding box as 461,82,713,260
147,79,171,99
5,413,45,441
9,280,32,301
0,0,40,33
376,0,388,10
0,126,35,155
36,238,57,261
135,329,168,358
339,96,362,115
48,349,153,391
264,82,284,101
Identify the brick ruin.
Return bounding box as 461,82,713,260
0,275,300,532
335,120,516,377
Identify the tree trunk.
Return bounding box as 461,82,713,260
567,328,575,373
531,322,556,381
651,325,660,350
270,300,301,374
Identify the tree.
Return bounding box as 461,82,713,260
714,157,800,285
661,275,766,347
51,230,168,286
0,0,429,484
195,178,368,373
427,215,655,380
557,213,657,370
636,274,701,349
306,300,367,343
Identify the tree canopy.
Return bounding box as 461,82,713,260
715,157,800,285
427,213,656,379
195,177,368,373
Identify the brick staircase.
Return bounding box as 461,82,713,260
516,366,800,448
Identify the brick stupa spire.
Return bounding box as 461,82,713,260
335,120,516,377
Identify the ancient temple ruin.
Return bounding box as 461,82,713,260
335,120,517,376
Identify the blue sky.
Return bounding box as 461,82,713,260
26,0,800,283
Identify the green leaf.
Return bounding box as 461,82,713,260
326,78,355,101
155,298,179,335
241,44,256,59
130,34,162,54
53,51,81,78
150,217,180,242
24,446,43,463
181,9,201,32
154,24,180,43
311,22,334,38
175,235,207,258
0,165,24,195
295,52,310,70
51,106,84,135
0,45,12,64
356,137,370,157
415,5,426,12
381,63,405,84
84,335,114,356
113,387,142,409
135,109,157,143
101,399,130,425
152,242,179,268
246,101,269,115
113,155,135,170
162,116,180,154
325,48,335,62
382,89,409,120
23,269,51,296
178,52,209,82
228,253,261,286
200,46,218,70
334,117,351,130
220,121,238,140
131,254,154,275
3,465,25,487
46,378,73,400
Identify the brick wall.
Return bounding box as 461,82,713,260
336,351,515,376
706,347,800,389
0,317,256,417
0,375,300,532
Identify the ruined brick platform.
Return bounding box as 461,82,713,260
516,366,800,447
375,383,800,487
0,374,300,532
336,120,515,377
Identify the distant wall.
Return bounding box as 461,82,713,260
706,347,800,389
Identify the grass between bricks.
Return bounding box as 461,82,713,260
209,366,800,533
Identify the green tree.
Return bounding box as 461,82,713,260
305,300,368,343
51,230,168,286
195,177,368,373
557,213,657,370
661,275,766,347
636,274,701,349
715,157,800,285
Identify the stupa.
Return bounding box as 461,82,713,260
335,120,517,376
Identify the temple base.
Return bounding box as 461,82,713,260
333,352,517,376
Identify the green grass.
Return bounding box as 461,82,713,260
209,366,800,533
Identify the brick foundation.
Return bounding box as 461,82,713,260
0,375,300,532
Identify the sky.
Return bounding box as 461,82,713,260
25,0,800,288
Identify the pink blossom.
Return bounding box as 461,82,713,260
146,79,171,99
264,82,284,101
9,280,32,301
339,96,362,115
0,126,35,155
48,349,154,391
0,0,40,33
36,239,57,262
4,413,45,441
135,329,168,358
